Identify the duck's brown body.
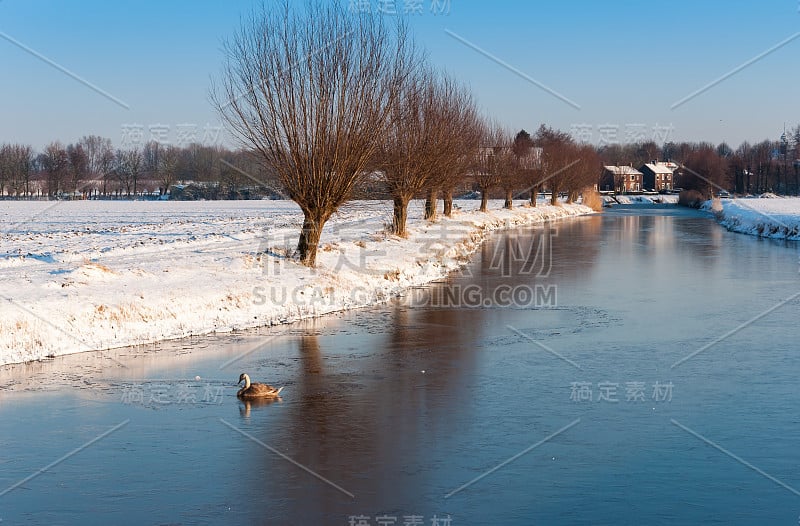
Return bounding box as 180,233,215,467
237,373,283,399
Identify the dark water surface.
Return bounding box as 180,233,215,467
1,206,799,525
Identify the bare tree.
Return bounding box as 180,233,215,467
377,70,475,234
115,148,143,197
213,1,415,265
565,144,601,203
0,144,11,196
502,129,536,209
183,143,219,182
378,69,436,235
473,123,506,212
4,144,33,196
143,141,162,192
79,135,113,196
420,76,479,221
526,165,545,207
66,143,89,196
493,128,519,209
683,146,728,197
440,113,482,217
218,150,243,198
159,145,180,194
534,125,575,205
40,142,69,197
142,141,180,195
638,140,661,164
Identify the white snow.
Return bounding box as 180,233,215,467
704,197,800,240
0,199,593,365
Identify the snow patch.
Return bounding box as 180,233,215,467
705,197,800,240
0,199,593,365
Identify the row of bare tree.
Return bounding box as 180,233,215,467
0,138,281,198
213,1,606,265
473,125,601,213
0,120,601,208
7,132,795,202
377,70,482,236
8,1,796,268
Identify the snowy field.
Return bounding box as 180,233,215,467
706,197,800,240
0,199,593,365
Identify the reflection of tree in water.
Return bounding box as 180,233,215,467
366,303,484,511
238,221,605,521
477,218,602,285
241,299,485,521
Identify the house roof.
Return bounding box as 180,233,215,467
642,162,675,174
604,165,642,175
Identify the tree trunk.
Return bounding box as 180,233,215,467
550,183,559,206
297,211,327,267
443,190,453,217
530,185,538,207
567,190,577,204
479,189,489,212
504,189,513,209
392,196,410,237
424,188,438,220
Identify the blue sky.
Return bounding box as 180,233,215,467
1,0,798,151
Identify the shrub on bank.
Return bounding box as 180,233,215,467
581,188,603,212
678,189,706,208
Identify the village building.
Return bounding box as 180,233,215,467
640,161,676,191
600,165,643,193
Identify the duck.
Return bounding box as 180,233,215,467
237,373,283,399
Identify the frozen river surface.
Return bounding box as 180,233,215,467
1,206,799,525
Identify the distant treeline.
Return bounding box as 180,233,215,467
0,139,284,200
3,126,798,203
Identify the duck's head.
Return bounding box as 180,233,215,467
238,373,249,385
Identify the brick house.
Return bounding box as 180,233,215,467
640,162,676,191
600,165,643,193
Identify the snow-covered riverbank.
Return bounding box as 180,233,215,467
0,199,593,365
704,196,800,240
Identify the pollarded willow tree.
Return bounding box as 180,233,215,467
213,1,416,265
474,123,512,212
495,128,523,210
565,144,601,203
534,125,576,206
423,80,482,220
378,70,476,235
377,69,437,237
438,113,482,217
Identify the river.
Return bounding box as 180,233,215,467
1,205,798,525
